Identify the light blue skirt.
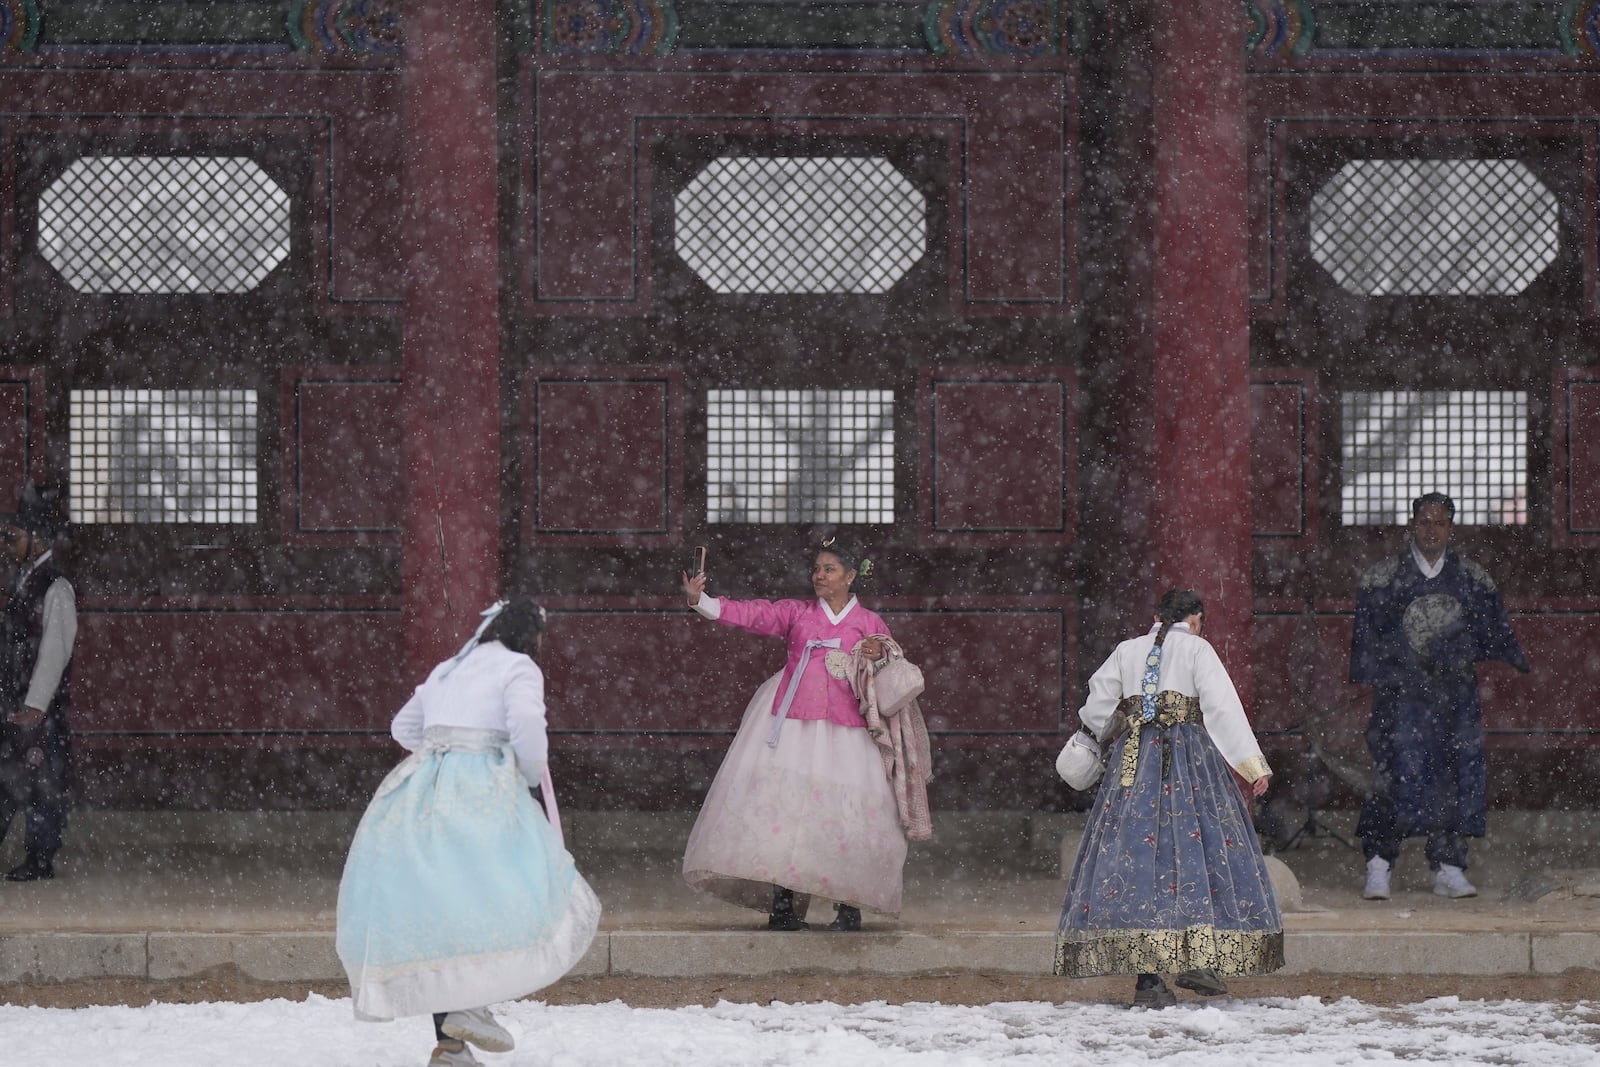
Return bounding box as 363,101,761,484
336,726,602,1021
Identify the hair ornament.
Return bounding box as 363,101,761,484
821,536,836,548
858,557,874,578
439,599,509,677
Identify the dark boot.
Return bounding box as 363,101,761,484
1175,967,1228,996
826,904,862,931
767,885,808,931
5,852,54,881
1132,973,1176,1008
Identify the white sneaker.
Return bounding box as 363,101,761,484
1434,864,1477,899
428,1040,481,1067
441,1007,515,1053
1362,856,1391,900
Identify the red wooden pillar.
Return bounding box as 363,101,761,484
400,0,502,670
1147,0,1253,692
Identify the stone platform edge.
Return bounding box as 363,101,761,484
4,929,1598,984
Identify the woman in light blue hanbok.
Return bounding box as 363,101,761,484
337,598,601,1067
1054,588,1283,1009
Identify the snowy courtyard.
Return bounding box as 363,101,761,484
2,992,1597,1066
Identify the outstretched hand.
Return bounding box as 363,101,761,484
682,570,707,607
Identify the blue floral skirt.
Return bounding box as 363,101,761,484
1054,722,1284,978
336,727,602,1021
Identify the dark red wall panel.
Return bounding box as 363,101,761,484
932,382,1064,531
524,369,681,546
1251,373,1317,541
920,369,1074,546
535,380,669,533
1554,371,1600,545
884,608,1069,734
75,604,406,735
284,371,402,541
0,369,43,493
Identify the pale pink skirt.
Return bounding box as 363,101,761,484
682,672,908,917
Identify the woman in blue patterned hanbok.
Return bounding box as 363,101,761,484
337,598,601,1066
1054,588,1283,1008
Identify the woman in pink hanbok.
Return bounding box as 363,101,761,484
680,540,905,931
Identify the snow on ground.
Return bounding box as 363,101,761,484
0,993,1596,1066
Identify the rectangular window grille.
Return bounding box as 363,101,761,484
70,389,258,524
706,389,894,524
1340,390,1527,525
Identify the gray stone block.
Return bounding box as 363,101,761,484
569,934,610,977
0,933,147,982
1282,931,1529,975
608,931,1054,977
148,933,344,982
1532,932,1600,974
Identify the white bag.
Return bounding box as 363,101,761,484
1055,729,1105,792
856,634,925,715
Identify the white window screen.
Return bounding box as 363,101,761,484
1311,159,1559,296
675,157,926,294
707,389,894,524
39,156,290,294
1341,390,1527,526
70,389,259,524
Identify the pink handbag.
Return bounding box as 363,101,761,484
857,634,925,715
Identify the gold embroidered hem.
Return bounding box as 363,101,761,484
1053,926,1284,978
1113,692,1202,786
1235,754,1273,783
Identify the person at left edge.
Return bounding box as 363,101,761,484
0,482,77,883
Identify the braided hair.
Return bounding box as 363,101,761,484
1153,588,1205,648
481,596,549,661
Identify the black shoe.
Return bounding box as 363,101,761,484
826,904,862,931
1132,973,1176,1008
768,886,809,931
5,856,54,882
1175,968,1228,996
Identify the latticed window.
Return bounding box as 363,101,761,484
39,157,290,294
70,389,258,524
1341,390,1527,526
675,157,926,294
1311,159,1559,296
707,389,894,524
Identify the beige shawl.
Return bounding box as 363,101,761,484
844,644,933,841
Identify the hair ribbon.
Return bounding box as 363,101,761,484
439,599,509,677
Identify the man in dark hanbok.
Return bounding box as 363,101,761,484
1350,492,1529,901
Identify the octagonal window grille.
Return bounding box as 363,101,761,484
1340,389,1527,526
707,389,894,524
39,156,290,294
70,389,259,524
675,157,926,294
1311,159,1559,296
